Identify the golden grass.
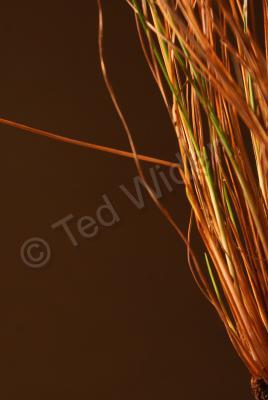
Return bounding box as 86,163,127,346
121,1,268,391
1,1,267,397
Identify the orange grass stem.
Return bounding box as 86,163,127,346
0,117,178,169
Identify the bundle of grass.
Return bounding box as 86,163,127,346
121,1,268,398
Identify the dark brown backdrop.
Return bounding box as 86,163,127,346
1,2,251,399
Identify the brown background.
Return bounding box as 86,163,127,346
1,1,251,399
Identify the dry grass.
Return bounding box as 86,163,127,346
121,0,268,390
99,0,268,392
1,0,267,397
